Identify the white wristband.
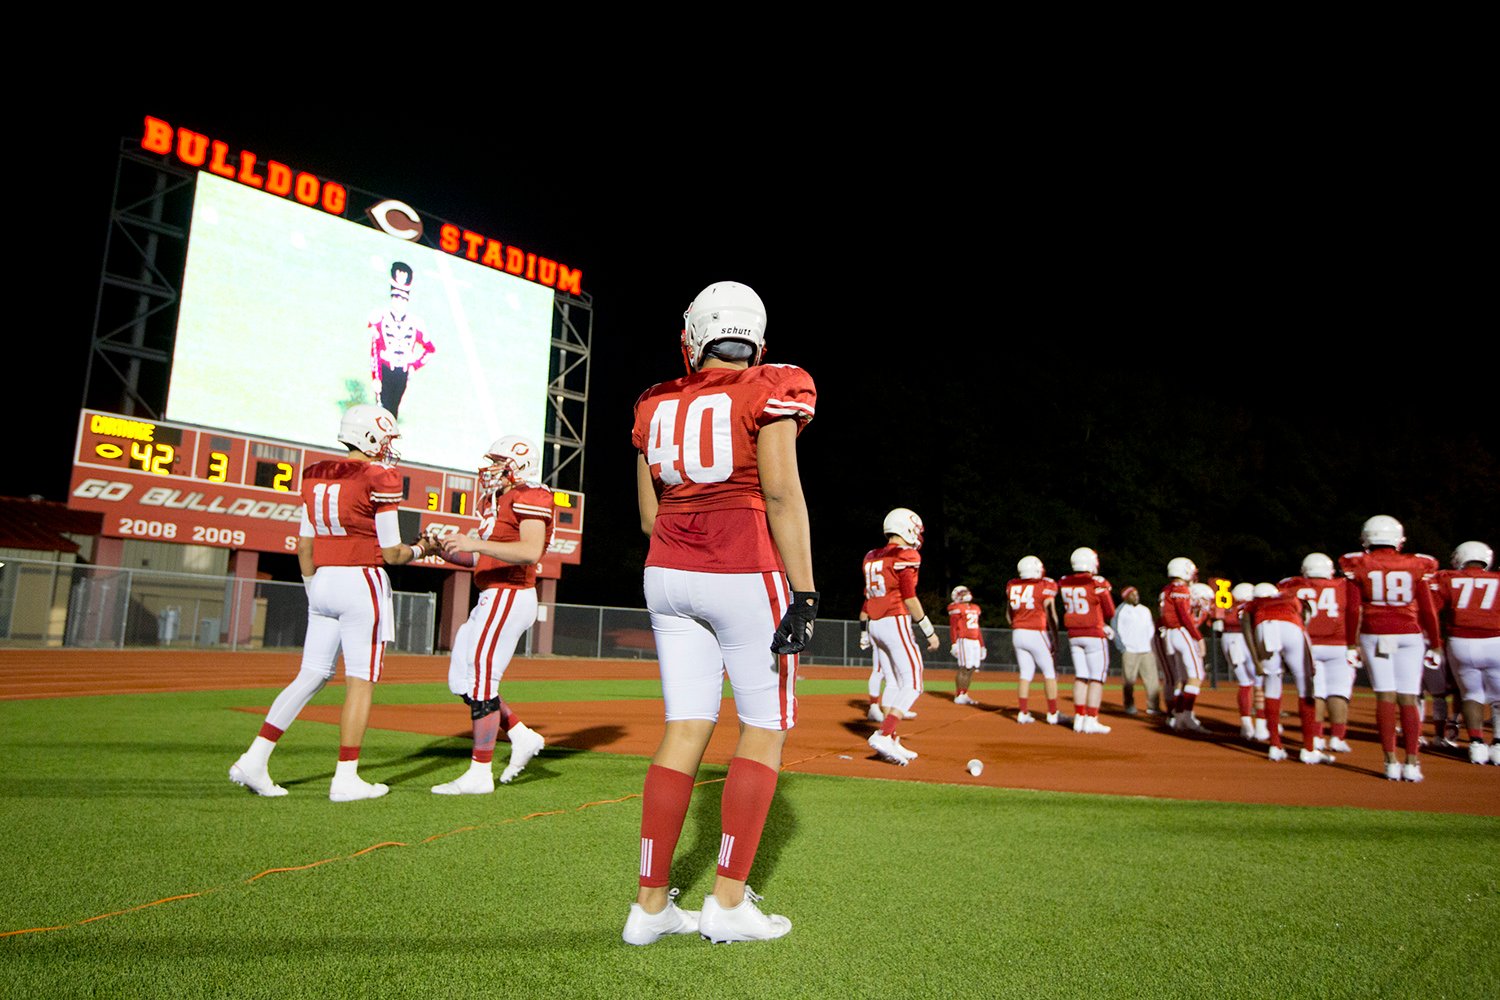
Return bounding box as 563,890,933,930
916,616,935,638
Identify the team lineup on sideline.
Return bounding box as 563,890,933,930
224,281,1499,953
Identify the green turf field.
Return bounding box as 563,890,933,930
2,683,1497,999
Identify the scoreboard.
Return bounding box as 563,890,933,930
68,409,584,577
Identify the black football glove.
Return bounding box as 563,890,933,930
770,591,820,658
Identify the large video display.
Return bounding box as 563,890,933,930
168,173,554,473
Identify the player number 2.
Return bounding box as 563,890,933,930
647,394,733,485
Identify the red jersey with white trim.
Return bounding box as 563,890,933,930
1158,581,1201,638
1249,585,1306,628
1339,549,1441,641
1058,573,1115,638
948,601,982,641
473,484,557,590
301,459,402,567
1006,577,1058,631
1223,600,1247,630
1431,568,1500,638
632,364,815,574
862,544,920,620
1282,575,1359,645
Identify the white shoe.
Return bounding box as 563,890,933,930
1073,714,1086,733
499,723,545,784
1045,712,1061,725
954,694,976,706
1179,714,1208,735
1015,711,1035,725
1084,716,1111,735
899,709,918,719
1314,736,1327,751
700,888,791,943
1299,748,1331,765
867,732,909,766
229,758,287,798
329,774,389,802
1402,762,1424,783
867,705,885,723
1239,718,1256,740
1267,746,1288,762
1384,761,1403,781
1254,720,1271,742
1167,714,1178,729
1470,743,1493,765
891,736,918,760
1329,737,1353,753
623,889,700,945
432,764,495,795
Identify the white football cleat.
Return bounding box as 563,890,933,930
1328,737,1353,753
891,736,918,760
1015,711,1035,725
1073,714,1086,733
1384,761,1404,781
1299,748,1331,765
329,774,390,802
1402,762,1424,783
867,705,885,723
1084,716,1111,735
1239,719,1256,740
1045,712,1061,725
699,887,791,943
1267,746,1288,762
229,759,287,798
432,764,495,795
1253,720,1271,742
499,723,545,784
953,694,977,706
867,733,909,766
899,708,918,719
623,889,700,946
1470,742,1492,765
1314,736,1327,751
1178,714,1208,734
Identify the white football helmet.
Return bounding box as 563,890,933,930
951,585,973,604
480,434,541,493
883,508,924,548
1070,547,1099,574
1301,552,1334,579
1252,582,1279,599
1452,540,1494,570
1017,555,1044,580
1166,556,1197,582
1360,514,1405,549
1231,582,1254,603
1190,581,1214,605
681,281,766,372
338,404,399,463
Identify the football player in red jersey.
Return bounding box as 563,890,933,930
622,281,816,946
1159,557,1208,733
1006,556,1061,724
229,405,433,801
948,585,986,705
1059,547,1116,734
1243,582,1329,764
1340,515,1443,782
1284,553,1361,754
863,508,941,761
425,435,555,794
1431,541,1500,764
1220,583,1264,740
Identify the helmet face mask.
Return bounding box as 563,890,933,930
883,508,924,548
1017,556,1044,580
681,281,767,373
1452,540,1495,570
1361,514,1405,549
1070,547,1099,574
951,585,972,604
338,404,400,464
480,435,541,494
1301,552,1334,579
1167,556,1197,582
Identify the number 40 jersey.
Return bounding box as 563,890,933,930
632,363,816,574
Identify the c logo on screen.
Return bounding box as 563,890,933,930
366,199,424,241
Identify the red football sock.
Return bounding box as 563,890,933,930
1265,698,1283,747
1400,704,1422,756
639,764,695,888
879,714,900,737
717,757,779,881
338,745,360,762
258,722,284,742
1018,696,1030,713
473,712,500,762
1331,722,1347,740
1046,699,1059,715
1237,686,1253,717
1298,698,1318,750
1376,701,1397,753
1181,690,1199,714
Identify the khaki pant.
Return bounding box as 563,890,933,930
1121,650,1161,706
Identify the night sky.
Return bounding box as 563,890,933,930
17,102,1491,617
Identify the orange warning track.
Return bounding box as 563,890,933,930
3,650,1496,816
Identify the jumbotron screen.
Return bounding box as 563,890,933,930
168,173,553,473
